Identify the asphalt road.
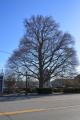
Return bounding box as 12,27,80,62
0,94,80,120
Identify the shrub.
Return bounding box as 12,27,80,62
15,88,25,94
31,88,37,93
3,88,16,94
63,88,80,93
25,88,32,95
53,88,63,93
3,88,11,94
36,88,52,94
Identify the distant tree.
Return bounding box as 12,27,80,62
64,79,74,88
75,74,80,80
7,15,78,88
73,74,80,87
4,74,16,93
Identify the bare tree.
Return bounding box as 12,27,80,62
7,15,78,88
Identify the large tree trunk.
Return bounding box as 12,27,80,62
38,45,44,88
39,79,43,88
39,69,44,88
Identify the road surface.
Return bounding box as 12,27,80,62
0,94,80,120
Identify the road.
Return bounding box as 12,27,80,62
0,94,80,120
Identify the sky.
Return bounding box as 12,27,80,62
0,0,80,73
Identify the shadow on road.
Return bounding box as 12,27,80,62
0,93,63,102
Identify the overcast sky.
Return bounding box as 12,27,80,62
0,0,80,73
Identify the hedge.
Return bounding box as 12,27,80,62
36,88,52,94
63,88,80,93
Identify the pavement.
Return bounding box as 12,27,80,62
0,94,80,120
